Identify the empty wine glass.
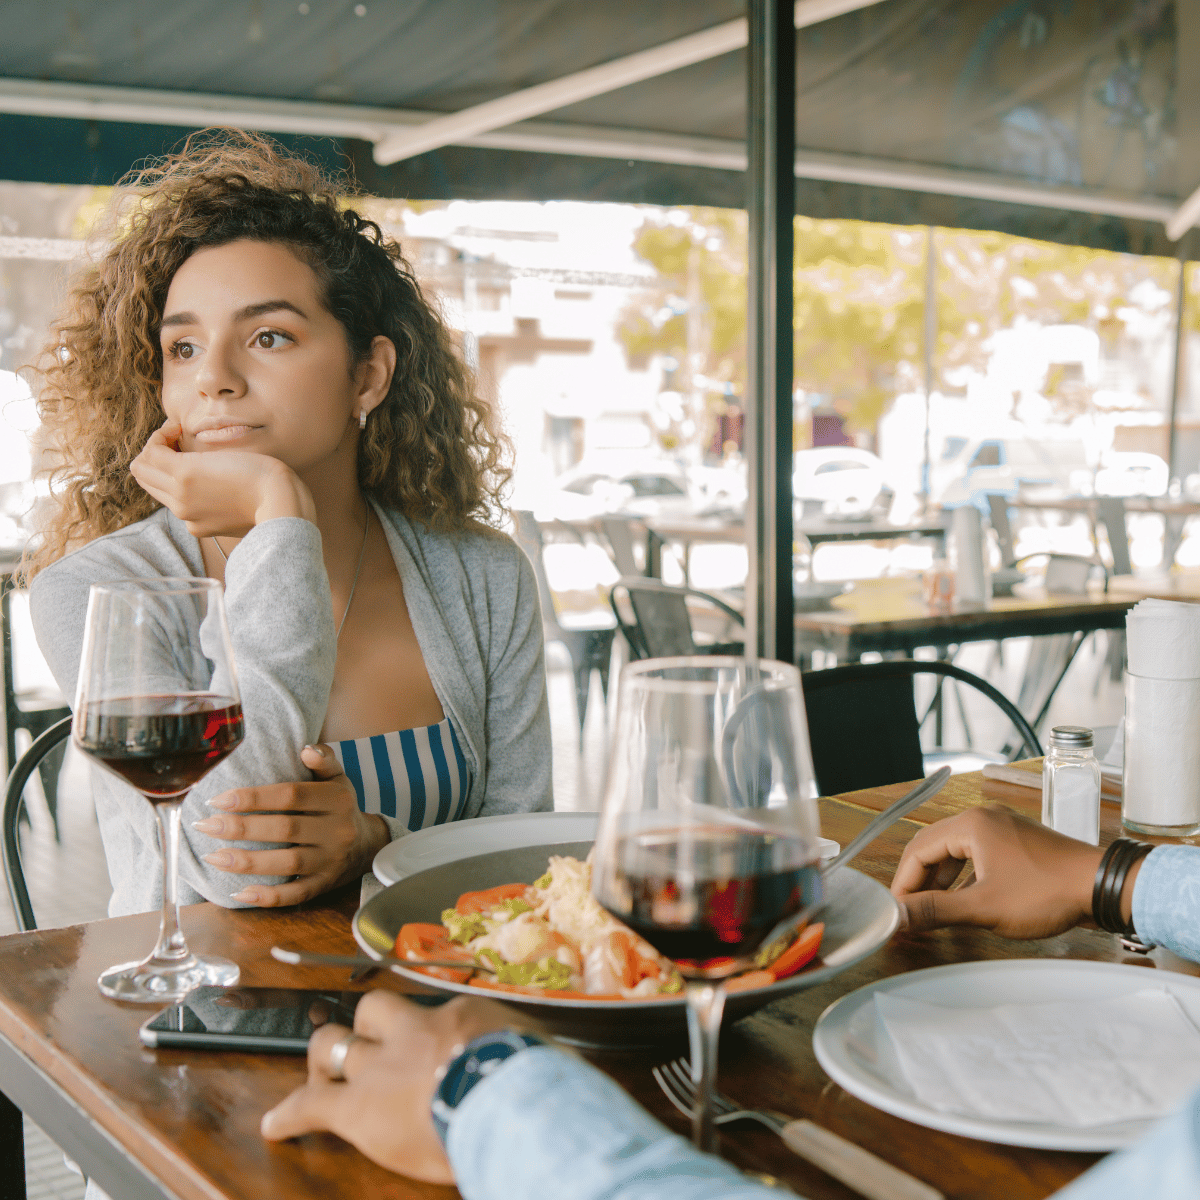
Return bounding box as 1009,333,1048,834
591,657,821,1150
74,578,244,1001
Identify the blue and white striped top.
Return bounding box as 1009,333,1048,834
330,716,469,833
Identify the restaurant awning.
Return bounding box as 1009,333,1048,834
0,0,1194,256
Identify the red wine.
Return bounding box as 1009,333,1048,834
598,828,821,969
77,695,244,800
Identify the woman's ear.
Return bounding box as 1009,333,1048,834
356,336,397,418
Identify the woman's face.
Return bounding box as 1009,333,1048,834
158,238,384,476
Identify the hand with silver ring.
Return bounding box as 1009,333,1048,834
262,991,520,1183
326,1030,361,1082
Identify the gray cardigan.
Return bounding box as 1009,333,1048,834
30,503,553,917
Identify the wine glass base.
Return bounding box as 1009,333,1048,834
97,953,240,1002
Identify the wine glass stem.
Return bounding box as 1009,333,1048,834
148,796,191,965
685,979,727,1152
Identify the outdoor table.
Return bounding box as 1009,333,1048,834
1107,570,1200,603
1,769,1195,1200
644,516,947,583
793,576,1135,661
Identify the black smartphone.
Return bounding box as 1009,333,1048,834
139,986,363,1053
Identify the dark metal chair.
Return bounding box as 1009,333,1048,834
3,716,72,933
801,659,1042,796
609,577,744,660
2,577,71,837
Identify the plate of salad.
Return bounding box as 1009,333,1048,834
353,841,899,1046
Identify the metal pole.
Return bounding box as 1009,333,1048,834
745,0,796,663
920,225,936,511
1167,233,1189,486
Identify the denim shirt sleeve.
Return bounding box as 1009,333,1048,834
447,1047,777,1200
1054,1085,1200,1199
1131,845,1200,961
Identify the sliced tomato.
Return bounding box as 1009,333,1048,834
396,922,474,983
767,922,824,981
454,883,532,915
724,969,776,994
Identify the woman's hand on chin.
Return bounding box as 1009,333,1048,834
192,742,390,907
130,419,317,535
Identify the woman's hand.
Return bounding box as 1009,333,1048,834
193,743,390,907
891,804,1104,939
261,992,519,1181
130,419,316,535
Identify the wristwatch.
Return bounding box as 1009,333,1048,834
430,1030,546,1146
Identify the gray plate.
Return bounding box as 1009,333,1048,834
353,843,900,1047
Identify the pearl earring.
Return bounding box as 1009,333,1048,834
359,409,367,430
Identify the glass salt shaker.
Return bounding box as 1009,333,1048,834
1042,726,1101,845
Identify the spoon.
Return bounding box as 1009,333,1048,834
823,765,951,875
271,946,497,974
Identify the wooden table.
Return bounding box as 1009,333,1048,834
0,773,1195,1200
1107,570,1200,602
793,575,1135,660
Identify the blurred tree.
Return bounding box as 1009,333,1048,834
619,208,1183,456
617,208,927,453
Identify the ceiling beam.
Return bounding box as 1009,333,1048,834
0,77,1175,227
370,0,885,166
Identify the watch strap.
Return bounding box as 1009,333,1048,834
431,1030,546,1146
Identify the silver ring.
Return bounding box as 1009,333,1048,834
326,1031,361,1082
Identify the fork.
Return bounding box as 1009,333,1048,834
652,1059,943,1200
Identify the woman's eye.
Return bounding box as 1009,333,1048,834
167,340,195,361
254,330,291,350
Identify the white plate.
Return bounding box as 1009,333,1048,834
812,959,1200,1151
374,810,840,885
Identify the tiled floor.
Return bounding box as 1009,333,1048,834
6,635,1122,1193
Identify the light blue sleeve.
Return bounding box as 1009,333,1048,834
447,1047,775,1200
1054,1086,1200,1199
1132,845,1200,961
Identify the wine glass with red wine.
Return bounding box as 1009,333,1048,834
74,578,244,1001
592,657,821,1150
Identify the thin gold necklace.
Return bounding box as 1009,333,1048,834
211,507,370,642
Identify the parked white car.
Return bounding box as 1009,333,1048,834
792,447,890,516
539,459,707,522
1093,451,1168,497
932,435,1091,509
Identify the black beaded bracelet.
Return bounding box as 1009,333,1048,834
1092,838,1155,948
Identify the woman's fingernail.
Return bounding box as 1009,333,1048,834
303,744,327,759
193,818,223,834
231,889,259,903
203,851,234,867
208,796,235,810
260,1110,278,1136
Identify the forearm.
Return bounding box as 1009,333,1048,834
449,1048,774,1200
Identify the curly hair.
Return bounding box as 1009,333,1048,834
27,129,510,576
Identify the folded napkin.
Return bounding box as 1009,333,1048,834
1124,599,1200,828
875,988,1200,1127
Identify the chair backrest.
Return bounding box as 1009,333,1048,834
609,579,743,660
3,716,72,932
1043,553,1096,595
599,517,642,577
985,494,1017,567
801,660,1041,795
1096,496,1132,577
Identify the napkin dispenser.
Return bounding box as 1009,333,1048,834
1122,599,1200,836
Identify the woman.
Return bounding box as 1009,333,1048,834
27,130,551,917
